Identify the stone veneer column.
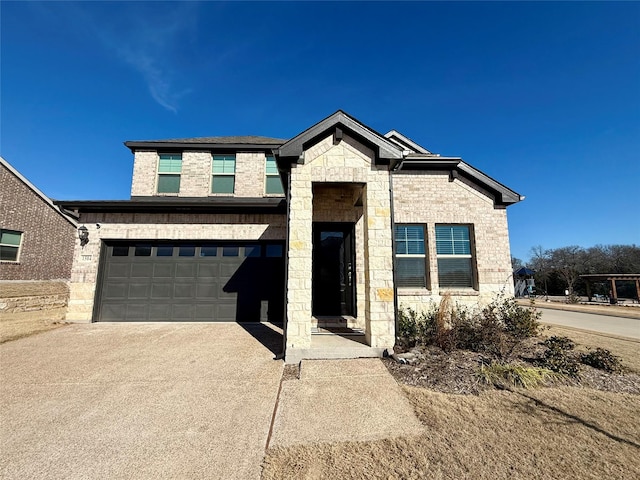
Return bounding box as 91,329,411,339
285,164,313,350
363,171,396,348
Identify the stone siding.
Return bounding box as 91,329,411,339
0,163,75,280
66,212,286,322
285,133,395,356
392,170,514,310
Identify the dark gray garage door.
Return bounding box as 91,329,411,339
95,242,285,322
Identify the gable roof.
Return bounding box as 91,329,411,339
277,110,403,161
124,136,286,152
0,156,77,226
384,130,432,154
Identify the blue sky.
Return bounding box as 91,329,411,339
1,1,639,261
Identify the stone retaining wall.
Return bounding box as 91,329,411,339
0,281,69,315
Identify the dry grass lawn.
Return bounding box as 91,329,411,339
263,325,640,479
0,309,67,344
262,386,639,480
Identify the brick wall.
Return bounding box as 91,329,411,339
0,163,76,280
130,150,284,198
392,169,514,308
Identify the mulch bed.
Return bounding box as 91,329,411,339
384,338,640,395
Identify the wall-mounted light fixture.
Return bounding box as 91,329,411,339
78,225,89,247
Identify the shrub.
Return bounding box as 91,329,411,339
581,348,623,373
541,336,580,377
477,362,556,389
396,305,436,348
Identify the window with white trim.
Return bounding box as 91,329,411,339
394,225,427,288
435,224,475,288
157,154,182,193
212,154,236,194
265,156,284,195
0,229,23,262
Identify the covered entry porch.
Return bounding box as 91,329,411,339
276,114,402,363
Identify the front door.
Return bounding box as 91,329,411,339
312,223,355,316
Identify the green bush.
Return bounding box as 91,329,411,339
396,305,436,348
476,362,556,389
541,336,580,377
581,348,623,373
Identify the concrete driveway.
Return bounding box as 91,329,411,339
0,323,284,479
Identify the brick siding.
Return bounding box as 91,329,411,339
0,163,75,280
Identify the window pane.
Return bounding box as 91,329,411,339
265,176,284,194
0,230,22,245
200,246,217,257
265,156,278,174
245,245,261,257
437,258,473,288
212,175,235,194
112,246,129,256
212,155,236,173
0,246,19,261
158,156,182,173
266,244,283,257
156,245,173,256
179,245,196,257
394,225,424,255
396,257,426,288
435,225,470,255
158,174,180,193
135,245,152,256
222,246,239,257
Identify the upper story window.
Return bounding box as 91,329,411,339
212,154,236,194
394,225,427,288
0,229,23,262
435,224,475,288
157,154,182,194
265,156,284,195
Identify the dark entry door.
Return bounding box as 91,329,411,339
312,223,355,316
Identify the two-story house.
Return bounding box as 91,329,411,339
57,111,522,362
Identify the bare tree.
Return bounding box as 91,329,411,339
549,246,586,295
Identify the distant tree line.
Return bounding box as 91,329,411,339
512,244,640,298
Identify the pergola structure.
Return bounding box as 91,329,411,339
580,274,640,303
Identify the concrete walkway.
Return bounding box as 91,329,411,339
269,358,424,447
0,323,284,480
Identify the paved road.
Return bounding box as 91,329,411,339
538,307,640,339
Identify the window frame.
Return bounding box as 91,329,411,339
435,224,477,289
393,224,428,289
156,153,182,194
265,155,284,195
211,154,236,194
0,229,24,263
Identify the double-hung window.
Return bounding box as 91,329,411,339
435,225,475,288
212,154,236,194
0,229,23,262
394,225,427,288
157,154,182,193
265,156,284,195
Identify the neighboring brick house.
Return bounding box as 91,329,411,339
0,156,76,281
56,111,522,362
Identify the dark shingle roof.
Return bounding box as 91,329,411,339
124,135,288,152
